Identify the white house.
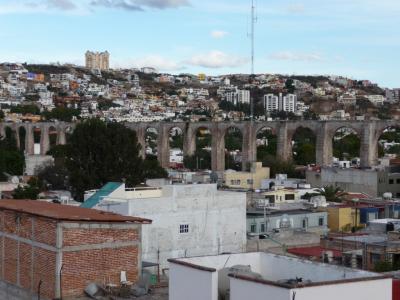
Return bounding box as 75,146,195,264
169,252,392,300
86,182,247,270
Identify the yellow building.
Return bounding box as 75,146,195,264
224,162,269,190
198,73,206,81
321,206,361,232
262,188,300,205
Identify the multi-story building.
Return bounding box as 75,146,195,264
82,182,247,270
85,50,110,70
223,162,270,190
226,89,250,105
263,93,297,113
366,94,386,106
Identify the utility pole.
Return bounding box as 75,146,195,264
250,0,256,121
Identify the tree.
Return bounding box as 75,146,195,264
262,155,303,178
316,185,346,203
0,133,25,181
42,107,80,122
13,177,41,200
10,104,40,115
62,119,166,200
37,164,69,190
0,110,4,120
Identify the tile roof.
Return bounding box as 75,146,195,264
0,200,151,224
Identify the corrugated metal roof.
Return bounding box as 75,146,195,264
0,200,151,223
80,182,122,208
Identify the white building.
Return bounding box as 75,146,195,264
264,93,297,112
88,182,247,270
366,95,386,106
169,252,392,300
226,89,250,105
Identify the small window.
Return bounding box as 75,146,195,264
397,179,400,184
179,224,189,234
389,179,394,184
260,223,265,232
319,217,324,226
247,179,254,185
250,224,257,233
302,219,307,228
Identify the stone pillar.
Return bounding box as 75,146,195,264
360,122,377,168
58,129,66,145
157,125,170,169
276,122,291,161
211,124,225,172
26,125,35,155
316,122,332,167
183,125,196,157
41,126,50,155
137,128,146,159
242,123,257,171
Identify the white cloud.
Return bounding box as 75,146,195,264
90,0,190,11
268,51,322,62
186,51,248,68
210,30,228,39
286,3,305,14
115,55,184,71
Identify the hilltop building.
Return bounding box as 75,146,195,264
85,50,110,70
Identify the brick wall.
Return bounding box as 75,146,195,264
0,209,142,299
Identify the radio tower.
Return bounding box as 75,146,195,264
250,0,257,120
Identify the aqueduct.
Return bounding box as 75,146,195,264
0,120,398,171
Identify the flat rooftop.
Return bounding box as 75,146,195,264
169,252,385,289
0,200,152,223
247,208,320,216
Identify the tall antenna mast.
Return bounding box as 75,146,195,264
251,0,256,76
250,0,257,120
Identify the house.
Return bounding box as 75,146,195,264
224,162,270,190
83,182,247,270
168,252,392,300
0,200,151,299
247,208,328,235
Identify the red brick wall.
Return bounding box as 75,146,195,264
62,227,139,246
62,245,139,297
0,209,142,299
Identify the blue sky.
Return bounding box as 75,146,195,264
0,0,399,87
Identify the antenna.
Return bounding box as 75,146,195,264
250,0,257,121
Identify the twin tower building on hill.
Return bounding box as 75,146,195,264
85,50,110,71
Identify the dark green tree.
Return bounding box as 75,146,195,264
0,133,25,181
63,119,166,200
316,185,345,203
13,177,41,200
42,107,80,122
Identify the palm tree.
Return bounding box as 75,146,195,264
316,185,346,203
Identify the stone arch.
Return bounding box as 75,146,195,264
256,126,278,163
32,126,42,155
18,126,27,152
48,126,58,150
168,126,184,169
144,126,159,158
290,126,317,165
375,124,400,160
224,126,244,170
184,125,212,171
331,126,361,166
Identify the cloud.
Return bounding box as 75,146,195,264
46,0,77,10
210,30,228,39
186,51,248,68
268,51,322,62
90,0,190,11
286,3,305,14
116,55,184,71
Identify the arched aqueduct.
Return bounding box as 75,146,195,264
0,120,398,171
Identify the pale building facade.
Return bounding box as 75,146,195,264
85,50,110,70
224,162,270,190
88,183,247,270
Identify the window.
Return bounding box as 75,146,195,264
397,179,400,184
302,219,306,228
319,217,324,226
247,179,254,185
389,179,394,184
250,224,256,233
285,194,295,200
230,180,241,185
179,224,189,234
260,223,265,233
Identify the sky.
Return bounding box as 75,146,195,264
0,0,399,87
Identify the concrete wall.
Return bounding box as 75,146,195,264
306,168,380,197
169,263,218,300
291,278,392,300
230,277,290,300
98,184,247,270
